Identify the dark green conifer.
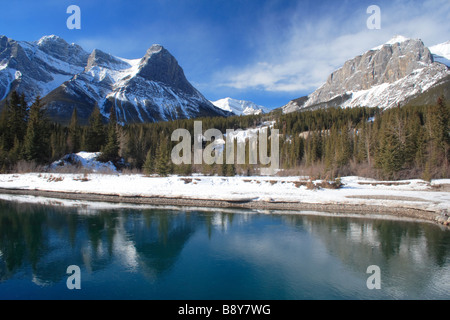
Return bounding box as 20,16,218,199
67,108,80,153
85,105,106,152
23,96,48,163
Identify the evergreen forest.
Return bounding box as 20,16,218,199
0,90,448,181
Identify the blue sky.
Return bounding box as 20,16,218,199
1,0,449,109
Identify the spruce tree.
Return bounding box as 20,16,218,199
67,108,80,154
0,104,11,151
155,139,170,176
336,126,352,167
143,148,154,175
23,96,48,163
324,126,337,170
1,91,28,152
9,136,21,163
126,125,146,169
425,96,449,177
85,105,106,152
376,125,404,179
8,91,28,144
99,107,119,162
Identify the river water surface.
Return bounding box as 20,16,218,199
0,198,448,300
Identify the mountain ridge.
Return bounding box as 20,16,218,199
282,36,450,114
0,35,229,124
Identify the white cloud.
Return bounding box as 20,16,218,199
215,0,450,94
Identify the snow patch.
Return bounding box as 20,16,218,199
338,63,449,110
430,41,450,60
0,174,448,214
49,152,117,173
372,35,411,50
430,41,450,67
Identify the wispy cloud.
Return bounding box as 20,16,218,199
214,0,450,95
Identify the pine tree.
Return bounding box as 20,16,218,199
0,105,11,151
143,148,154,175
376,124,404,179
1,91,28,152
155,140,170,177
425,96,449,177
99,107,119,162
8,91,28,144
324,126,337,170
23,96,49,163
336,125,352,167
67,108,80,154
414,124,427,170
127,125,147,169
85,105,106,152
49,125,67,161
404,111,422,167
9,136,21,163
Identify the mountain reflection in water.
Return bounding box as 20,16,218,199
0,199,448,300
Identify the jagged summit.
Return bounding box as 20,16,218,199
35,34,88,65
86,49,131,70
146,44,164,54
0,34,89,103
372,35,411,50
36,34,64,45
137,44,196,95
386,35,410,43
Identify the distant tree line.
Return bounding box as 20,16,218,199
273,98,449,180
0,90,448,180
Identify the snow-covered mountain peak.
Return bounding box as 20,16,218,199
430,41,450,67
37,34,64,45
36,34,85,55
211,97,270,116
385,35,410,45
433,40,450,50
371,35,415,51
32,34,89,69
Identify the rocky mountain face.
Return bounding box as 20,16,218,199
211,97,270,116
282,36,450,113
0,35,229,124
0,35,89,104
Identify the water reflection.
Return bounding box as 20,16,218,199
0,202,198,286
0,199,448,299
281,215,450,298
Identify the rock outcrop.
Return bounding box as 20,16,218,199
282,36,450,113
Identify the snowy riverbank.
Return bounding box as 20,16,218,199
0,173,448,226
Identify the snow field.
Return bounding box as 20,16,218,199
0,173,448,214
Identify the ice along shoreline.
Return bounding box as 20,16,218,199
0,173,448,227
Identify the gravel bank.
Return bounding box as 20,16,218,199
0,187,445,226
